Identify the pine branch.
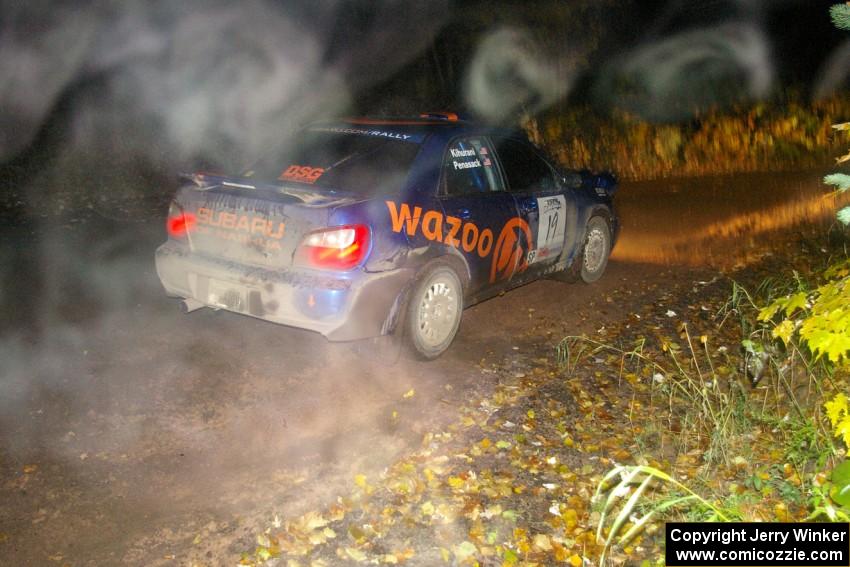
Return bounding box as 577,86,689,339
826,174,850,192
832,3,850,31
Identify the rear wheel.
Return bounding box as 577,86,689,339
580,216,611,283
405,262,463,360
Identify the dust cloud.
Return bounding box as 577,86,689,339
593,22,773,122
463,28,570,125
0,0,449,463
0,0,829,496
0,0,842,562
0,0,449,168
814,39,850,99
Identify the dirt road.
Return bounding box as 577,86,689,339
0,170,840,565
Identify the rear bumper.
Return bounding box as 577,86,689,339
155,242,414,341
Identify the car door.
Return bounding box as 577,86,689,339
437,136,524,298
493,137,578,281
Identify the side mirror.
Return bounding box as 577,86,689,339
577,170,617,197
593,173,617,196
561,172,583,189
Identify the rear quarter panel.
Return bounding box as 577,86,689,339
329,135,443,274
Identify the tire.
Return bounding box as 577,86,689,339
580,216,611,283
405,262,463,360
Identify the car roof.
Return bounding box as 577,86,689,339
305,116,531,147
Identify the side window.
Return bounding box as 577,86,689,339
443,137,504,196
494,138,556,193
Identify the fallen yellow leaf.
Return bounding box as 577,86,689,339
532,533,552,551
354,474,367,489
452,541,477,560
344,547,367,562
301,511,329,531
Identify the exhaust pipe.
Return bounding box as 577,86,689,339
180,298,205,314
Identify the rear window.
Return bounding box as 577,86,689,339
245,129,422,195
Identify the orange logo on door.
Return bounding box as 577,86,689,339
385,201,533,283
490,217,533,283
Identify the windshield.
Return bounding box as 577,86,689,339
245,129,422,195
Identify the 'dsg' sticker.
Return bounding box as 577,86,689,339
279,165,324,184
530,195,566,263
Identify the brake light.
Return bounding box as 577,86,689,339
297,225,371,270
167,203,196,239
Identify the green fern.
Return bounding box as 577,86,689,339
825,173,850,193
828,3,850,217
831,3,850,31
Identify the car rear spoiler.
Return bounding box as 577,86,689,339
176,172,360,206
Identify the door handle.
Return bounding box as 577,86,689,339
457,208,471,219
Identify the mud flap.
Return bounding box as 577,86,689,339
381,280,414,337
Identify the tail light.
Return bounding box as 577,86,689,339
166,202,196,239
296,225,371,270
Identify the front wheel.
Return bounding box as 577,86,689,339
580,216,611,283
405,263,463,360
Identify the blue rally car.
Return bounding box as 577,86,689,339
155,113,618,359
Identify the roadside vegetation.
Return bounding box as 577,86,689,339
595,5,850,564
526,94,850,182
594,251,850,563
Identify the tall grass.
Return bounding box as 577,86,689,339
558,327,747,466
561,275,843,564
593,465,733,566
